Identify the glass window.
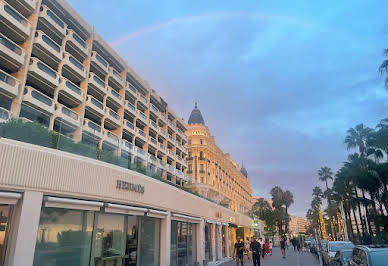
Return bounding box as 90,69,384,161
187,223,196,265
33,207,94,266
171,221,197,266
138,217,160,266
171,221,178,266
205,223,212,261
94,213,126,266
0,205,12,266
126,216,138,266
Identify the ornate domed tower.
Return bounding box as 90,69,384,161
240,163,248,178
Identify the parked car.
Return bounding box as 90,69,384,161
348,245,388,266
330,249,352,266
322,241,354,266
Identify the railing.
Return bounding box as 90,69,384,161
30,89,52,106
137,128,146,137
107,131,119,141
176,155,182,161
36,60,57,79
110,88,121,100
61,106,78,120
69,55,84,71
5,4,29,27
86,119,101,132
94,52,108,68
40,33,60,53
177,128,184,135
151,104,159,113
92,74,105,88
0,70,17,86
72,31,86,48
112,69,122,81
125,120,134,129
150,137,157,145
168,135,174,142
127,83,136,93
64,79,81,95
109,109,120,120
45,8,65,29
0,34,23,55
90,97,103,110
168,150,174,157
150,120,157,129
136,146,145,155
159,143,165,150
168,164,175,173
159,129,166,136
0,107,10,121
138,110,146,120
122,140,133,150
126,102,135,112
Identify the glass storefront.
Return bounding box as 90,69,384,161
33,207,161,266
0,205,12,266
222,225,226,258
33,208,94,266
170,220,197,266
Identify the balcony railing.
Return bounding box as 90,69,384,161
168,135,175,143
61,105,78,120
0,33,23,55
168,150,174,157
111,88,121,100
122,139,133,151
0,69,18,97
125,120,134,129
39,5,66,38
138,110,146,121
150,120,158,129
90,96,103,110
0,107,11,122
91,51,108,74
137,128,146,137
151,104,159,114
40,32,60,53
159,143,165,150
169,120,175,129
109,109,120,120
126,101,135,112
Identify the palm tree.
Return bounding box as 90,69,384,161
283,190,294,233
344,124,374,157
318,166,333,191
379,49,388,89
270,186,284,209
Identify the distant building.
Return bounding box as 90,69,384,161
289,216,310,235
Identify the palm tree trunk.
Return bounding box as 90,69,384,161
353,185,366,236
361,189,372,235
372,199,380,235
352,207,361,241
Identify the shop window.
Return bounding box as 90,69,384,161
200,139,203,145
33,208,94,266
138,217,160,266
0,205,12,266
170,220,197,266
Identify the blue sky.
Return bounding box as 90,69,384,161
69,0,388,216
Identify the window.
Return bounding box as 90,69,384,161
170,221,197,266
33,208,94,266
200,139,203,145
188,164,192,171
188,139,191,144
200,164,204,171
0,205,12,266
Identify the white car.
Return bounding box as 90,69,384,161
322,241,354,266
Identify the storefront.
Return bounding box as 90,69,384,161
0,139,252,266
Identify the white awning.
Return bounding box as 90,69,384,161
147,209,168,219
172,213,202,223
105,203,147,216
0,191,21,205
44,196,103,211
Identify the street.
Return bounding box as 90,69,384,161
222,247,320,266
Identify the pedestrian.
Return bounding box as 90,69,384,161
280,236,286,259
234,236,245,266
292,237,296,250
265,239,269,255
269,240,273,256
250,237,261,266
296,238,300,252
244,237,251,261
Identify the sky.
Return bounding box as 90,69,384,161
69,0,388,217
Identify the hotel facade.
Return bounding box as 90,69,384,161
0,0,253,265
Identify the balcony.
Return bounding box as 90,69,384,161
149,119,158,131
22,86,54,115
159,128,166,138
168,134,175,144
39,5,66,39
137,110,147,124
28,57,59,89
91,51,108,75
134,146,146,160
0,1,31,43
137,92,147,106
176,169,184,179
168,149,175,158
65,29,88,59
150,104,159,116
168,120,175,131
148,136,158,148
159,143,165,151
54,103,80,129
122,119,135,135
62,52,86,82
104,107,120,129
121,139,134,153
57,77,83,106
124,100,136,116
88,72,107,97
168,164,175,175
85,95,104,118
104,130,119,149
6,0,36,16
32,30,62,65
0,107,11,123
82,118,103,140
0,69,19,98
108,67,123,89
126,82,136,98
107,86,122,108
0,33,25,71
136,127,147,142
159,114,167,124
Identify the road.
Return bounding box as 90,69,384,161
221,247,320,266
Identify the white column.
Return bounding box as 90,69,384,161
217,224,222,260
7,191,43,266
225,226,230,258
160,211,171,266
211,223,216,261
196,220,205,265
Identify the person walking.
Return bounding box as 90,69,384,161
250,237,261,266
234,236,245,266
280,236,286,259
261,238,266,259
291,237,296,251
244,237,251,261
265,239,269,255
296,237,300,252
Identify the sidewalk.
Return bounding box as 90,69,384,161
220,247,320,266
